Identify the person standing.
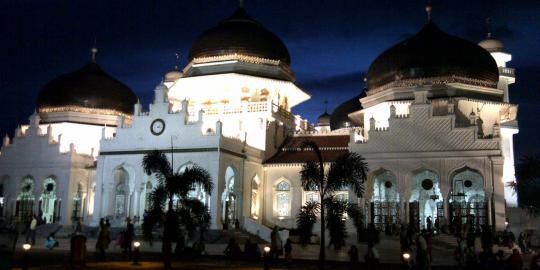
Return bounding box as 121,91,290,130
434,217,440,234
96,219,111,261
123,217,134,260
270,226,283,260
348,245,359,265
426,217,433,233
507,249,523,270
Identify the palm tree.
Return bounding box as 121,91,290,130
512,154,540,216
142,150,213,269
297,140,368,266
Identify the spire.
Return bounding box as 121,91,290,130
324,99,328,114
425,3,433,23
485,17,492,38
91,47,98,62
239,0,244,8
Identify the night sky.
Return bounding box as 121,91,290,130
1,0,539,158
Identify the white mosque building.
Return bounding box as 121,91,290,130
0,6,523,238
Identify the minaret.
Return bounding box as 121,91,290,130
478,18,515,102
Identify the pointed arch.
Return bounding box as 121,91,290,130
273,177,292,218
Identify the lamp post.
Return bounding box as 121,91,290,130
402,251,411,270
132,241,141,265
22,243,31,270
263,246,271,270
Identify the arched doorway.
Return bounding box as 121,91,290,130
221,166,237,227
370,169,400,230
39,177,58,224
16,176,35,223
449,168,487,230
0,176,7,217
409,170,443,230
72,183,84,222
113,167,129,219
179,163,209,206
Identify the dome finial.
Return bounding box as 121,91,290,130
485,17,492,38
174,52,180,70
425,2,433,23
91,37,98,62
324,99,328,113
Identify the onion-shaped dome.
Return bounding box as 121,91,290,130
330,92,365,130
317,112,331,127
164,69,182,82
366,22,499,91
37,61,137,114
188,8,291,65
478,38,504,53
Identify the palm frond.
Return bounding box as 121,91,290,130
180,166,214,197
142,150,172,178
296,201,320,246
326,152,368,197
300,161,322,191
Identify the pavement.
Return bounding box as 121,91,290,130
1,230,537,269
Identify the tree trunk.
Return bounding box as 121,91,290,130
320,199,325,268
163,195,174,269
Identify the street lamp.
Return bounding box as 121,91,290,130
263,246,271,270
132,241,141,266
402,252,411,270
22,244,31,270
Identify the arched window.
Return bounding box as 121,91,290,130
17,176,35,222
222,166,237,225
40,177,58,224
250,176,260,219
275,180,291,218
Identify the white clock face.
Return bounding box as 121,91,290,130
150,119,165,136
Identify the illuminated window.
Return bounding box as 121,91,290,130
250,176,260,219
275,180,291,217
304,191,320,204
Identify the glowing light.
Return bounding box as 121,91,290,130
264,246,271,253
402,252,411,260
23,244,31,251
133,241,141,248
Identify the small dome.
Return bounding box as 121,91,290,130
188,8,291,65
317,112,331,127
164,69,182,82
367,23,499,91
37,62,137,114
478,38,504,53
330,92,365,130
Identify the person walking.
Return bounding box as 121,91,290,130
365,242,380,267
96,219,111,261
224,238,241,259
284,238,292,263
26,215,37,245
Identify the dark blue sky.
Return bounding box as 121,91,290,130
1,0,539,158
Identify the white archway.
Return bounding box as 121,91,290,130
449,167,487,228
17,176,36,222
221,166,237,226
409,169,443,230
274,178,291,218
112,167,129,218
370,169,400,228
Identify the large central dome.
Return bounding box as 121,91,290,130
367,22,499,91
188,8,291,65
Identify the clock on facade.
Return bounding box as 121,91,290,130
150,119,165,135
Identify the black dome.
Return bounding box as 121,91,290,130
188,8,291,65
330,92,365,130
367,23,499,90
37,62,137,114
